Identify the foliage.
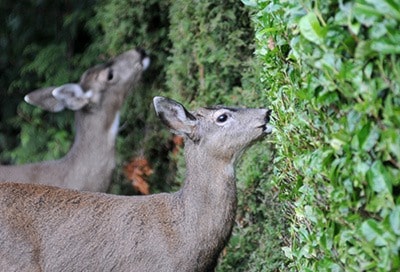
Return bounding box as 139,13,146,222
123,156,153,195
167,0,260,106
247,0,400,270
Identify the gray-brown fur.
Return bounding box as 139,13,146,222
0,49,149,192
0,97,272,271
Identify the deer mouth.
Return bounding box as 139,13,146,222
261,109,273,134
258,123,273,135
264,124,273,134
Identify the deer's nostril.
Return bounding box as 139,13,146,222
265,109,272,123
136,48,148,60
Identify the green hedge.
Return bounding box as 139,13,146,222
248,0,400,270
167,0,257,106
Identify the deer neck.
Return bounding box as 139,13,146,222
180,142,238,252
65,109,119,161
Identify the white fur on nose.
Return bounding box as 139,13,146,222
24,95,31,104
142,57,150,70
264,124,273,134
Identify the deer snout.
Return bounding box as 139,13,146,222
137,48,150,70
263,109,273,134
265,109,272,123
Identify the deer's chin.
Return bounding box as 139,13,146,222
263,124,273,134
258,123,273,135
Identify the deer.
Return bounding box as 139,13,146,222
0,48,150,192
0,96,272,272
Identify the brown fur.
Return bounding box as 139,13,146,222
0,97,272,271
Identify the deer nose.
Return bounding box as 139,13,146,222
265,109,272,123
136,48,148,60
136,48,150,70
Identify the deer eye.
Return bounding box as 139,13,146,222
107,69,114,81
216,113,228,123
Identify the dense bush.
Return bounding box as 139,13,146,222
248,0,400,270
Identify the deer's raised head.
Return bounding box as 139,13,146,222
24,49,150,113
153,96,272,161
0,49,150,192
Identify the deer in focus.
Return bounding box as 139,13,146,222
0,49,150,192
0,96,272,271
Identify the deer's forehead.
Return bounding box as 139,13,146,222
204,106,240,112
194,106,240,115
193,107,248,121
80,65,106,82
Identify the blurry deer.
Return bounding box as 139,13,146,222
0,97,272,271
0,49,150,192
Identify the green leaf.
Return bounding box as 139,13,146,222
366,161,392,193
390,206,400,235
299,12,326,45
366,0,400,20
282,246,293,260
357,122,380,151
355,40,374,59
241,0,257,7
371,39,400,54
354,3,382,26
361,219,387,246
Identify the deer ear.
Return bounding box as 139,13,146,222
153,96,197,135
52,84,93,111
24,84,92,112
24,87,65,112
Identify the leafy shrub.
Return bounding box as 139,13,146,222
167,0,260,106
247,0,400,270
